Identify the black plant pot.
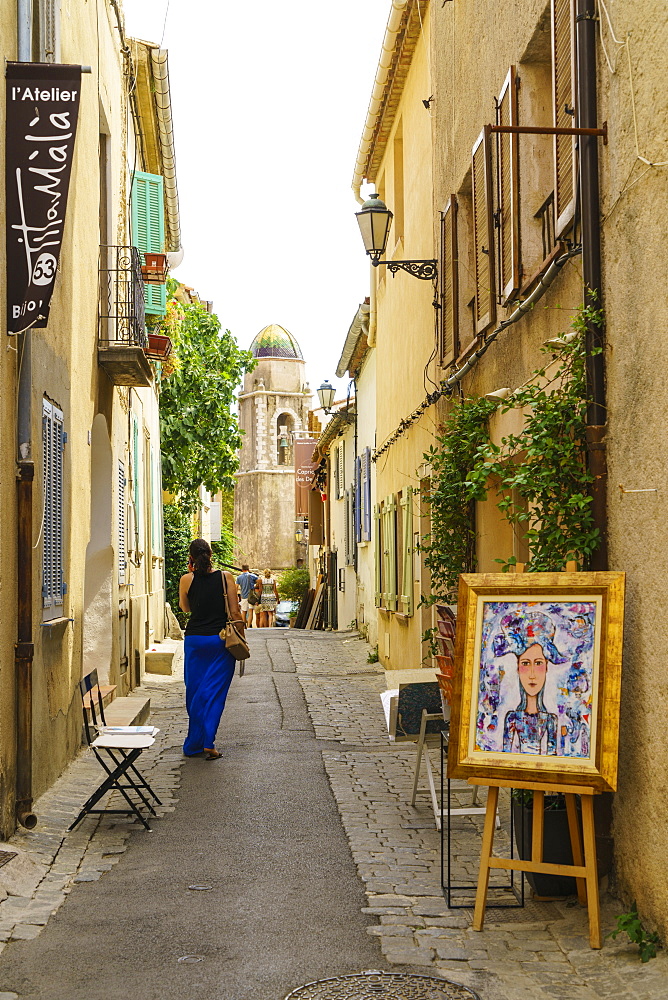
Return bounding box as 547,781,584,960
512,798,577,899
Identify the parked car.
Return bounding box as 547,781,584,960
275,599,299,627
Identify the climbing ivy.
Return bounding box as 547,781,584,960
477,308,602,571
420,396,498,603
420,308,602,607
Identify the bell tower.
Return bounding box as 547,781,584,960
234,324,311,570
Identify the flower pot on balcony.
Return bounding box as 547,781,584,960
142,252,168,284
144,333,172,361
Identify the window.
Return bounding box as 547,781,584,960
131,171,166,316
472,128,497,335
552,0,577,236
439,196,459,364
131,415,142,560
355,457,362,544
344,487,356,567
42,398,65,620
118,460,127,585
496,67,521,303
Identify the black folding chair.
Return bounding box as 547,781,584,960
69,670,162,832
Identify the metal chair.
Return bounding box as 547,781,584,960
68,669,162,832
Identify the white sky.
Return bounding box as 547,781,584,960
123,0,392,401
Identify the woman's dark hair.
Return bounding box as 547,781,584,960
189,538,212,574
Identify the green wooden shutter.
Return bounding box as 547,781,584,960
400,487,414,616
384,494,397,611
131,170,166,316
374,503,382,607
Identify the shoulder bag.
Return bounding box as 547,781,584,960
219,572,250,668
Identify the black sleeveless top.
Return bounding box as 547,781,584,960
184,570,229,636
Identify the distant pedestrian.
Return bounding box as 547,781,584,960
255,568,279,628
236,563,259,627
179,539,244,760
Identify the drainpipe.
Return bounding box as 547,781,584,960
577,0,613,872
15,0,38,830
577,0,607,572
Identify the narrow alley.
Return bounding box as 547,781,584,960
0,631,665,1000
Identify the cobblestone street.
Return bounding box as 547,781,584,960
0,630,665,999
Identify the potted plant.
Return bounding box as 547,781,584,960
512,790,577,898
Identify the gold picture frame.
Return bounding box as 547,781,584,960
447,572,625,792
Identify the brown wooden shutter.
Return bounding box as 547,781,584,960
439,196,459,365
472,127,496,335
552,0,577,235
497,67,520,303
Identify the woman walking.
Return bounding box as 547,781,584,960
179,539,244,759
255,568,279,628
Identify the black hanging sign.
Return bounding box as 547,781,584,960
6,62,82,333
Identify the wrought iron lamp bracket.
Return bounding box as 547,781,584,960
373,259,438,281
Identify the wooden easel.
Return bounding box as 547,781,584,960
471,780,601,948
473,560,602,946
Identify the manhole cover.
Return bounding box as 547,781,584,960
284,971,480,999
0,852,17,869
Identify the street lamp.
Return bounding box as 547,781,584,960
355,193,437,280
317,379,354,422
295,528,304,543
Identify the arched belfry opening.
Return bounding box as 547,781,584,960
276,412,294,466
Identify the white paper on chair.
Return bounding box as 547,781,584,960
92,734,156,749
97,726,160,736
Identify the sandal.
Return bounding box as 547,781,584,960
204,749,222,760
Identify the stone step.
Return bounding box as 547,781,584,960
101,694,151,728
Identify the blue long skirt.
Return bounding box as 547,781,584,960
183,634,236,755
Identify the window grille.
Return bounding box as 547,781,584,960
42,399,65,619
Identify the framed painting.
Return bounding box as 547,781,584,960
447,572,625,792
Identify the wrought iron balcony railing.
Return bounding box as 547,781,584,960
98,245,148,349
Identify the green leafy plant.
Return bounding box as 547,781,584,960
277,567,310,603
159,284,255,513
420,309,602,615
210,488,237,568
420,395,498,604
163,503,192,628
608,903,661,962
480,310,602,571
367,645,379,664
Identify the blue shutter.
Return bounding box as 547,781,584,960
131,171,166,316
354,456,362,543
363,448,371,541
42,399,65,619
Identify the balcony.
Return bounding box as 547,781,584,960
98,246,153,386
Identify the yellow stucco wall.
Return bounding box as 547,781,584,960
372,12,434,670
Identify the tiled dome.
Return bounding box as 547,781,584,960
250,324,303,360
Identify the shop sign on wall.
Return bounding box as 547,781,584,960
6,62,82,333
295,438,317,515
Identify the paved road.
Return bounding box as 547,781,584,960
0,631,387,1000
